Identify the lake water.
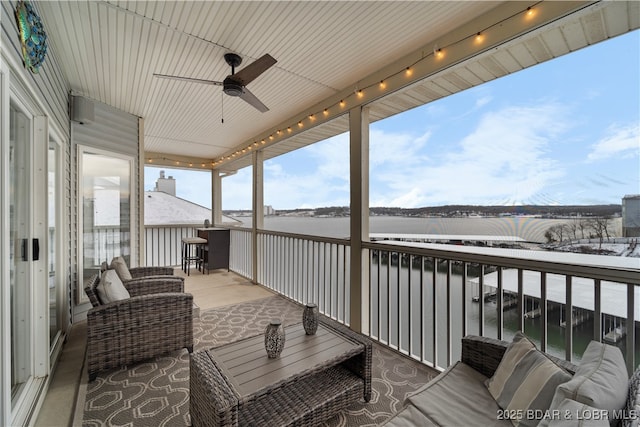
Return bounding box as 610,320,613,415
236,215,622,243
234,214,635,365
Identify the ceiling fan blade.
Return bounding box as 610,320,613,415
239,87,269,113
233,54,277,86
153,73,223,86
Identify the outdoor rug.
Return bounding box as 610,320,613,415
80,295,435,426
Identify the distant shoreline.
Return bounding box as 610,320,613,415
225,204,622,219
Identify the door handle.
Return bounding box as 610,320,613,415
33,238,40,261
21,238,28,261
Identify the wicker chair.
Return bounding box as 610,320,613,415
84,274,193,381
103,257,183,283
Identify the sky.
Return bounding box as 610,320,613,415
146,30,640,211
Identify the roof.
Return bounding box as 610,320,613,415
475,268,640,320
144,191,239,225
37,1,639,172
370,233,525,243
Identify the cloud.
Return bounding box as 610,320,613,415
221,167,252,210
586,123,640,162
260,135,351,209
475,96,492,108
370,103,570,207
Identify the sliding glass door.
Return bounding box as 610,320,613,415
9,101,32,407
48,137,66,350
78,146,134,303
2,58,67,427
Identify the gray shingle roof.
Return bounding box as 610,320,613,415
144,191,240,226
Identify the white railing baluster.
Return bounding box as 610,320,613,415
140,228,639,371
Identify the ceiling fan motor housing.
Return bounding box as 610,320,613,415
223,76,243,96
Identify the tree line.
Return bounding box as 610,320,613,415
544,217,613,246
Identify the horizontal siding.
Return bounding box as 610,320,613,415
2,1,70,138
72,99,139,156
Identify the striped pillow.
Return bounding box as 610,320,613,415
486,332,572,427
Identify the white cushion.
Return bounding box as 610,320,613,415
96,269,130,304
110,256,132,281
486,332,572,427
544,340,628,427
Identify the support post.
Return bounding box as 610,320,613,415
138,117,145,266
211,170,222,226
252,151,264,284
349,106,370,333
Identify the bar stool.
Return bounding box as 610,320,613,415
181,237,207,276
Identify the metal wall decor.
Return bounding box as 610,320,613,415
15,0,48,73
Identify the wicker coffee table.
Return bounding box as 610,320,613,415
190,317,372,427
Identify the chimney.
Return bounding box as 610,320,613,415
155,170,176,196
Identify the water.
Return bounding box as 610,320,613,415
371,260,621,368
234,214,635,366
238,215,622,243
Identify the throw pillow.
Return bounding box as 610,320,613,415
544,340,628,427
110,256,132,281
96,269,130,304
486,332,572,427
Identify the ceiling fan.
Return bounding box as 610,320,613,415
154,52,277,112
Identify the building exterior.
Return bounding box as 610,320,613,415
154,170,176,196
623,195,640,237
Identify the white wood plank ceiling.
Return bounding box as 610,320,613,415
37,1,638,172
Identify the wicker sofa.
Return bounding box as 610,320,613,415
84,273,193,380
384,335,640,427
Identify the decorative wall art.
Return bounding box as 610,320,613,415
15,0,48,73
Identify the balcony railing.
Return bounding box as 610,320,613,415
144,225,638,374
257,229,350,324
144,224,200,267
363,240,639,374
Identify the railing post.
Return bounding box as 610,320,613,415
565,276,573,362
627,283,635,375
349,106,369,333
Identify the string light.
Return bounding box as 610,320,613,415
211,2,543,167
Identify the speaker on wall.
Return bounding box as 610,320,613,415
70,95,94,124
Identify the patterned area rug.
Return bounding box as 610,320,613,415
81,295,435,426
